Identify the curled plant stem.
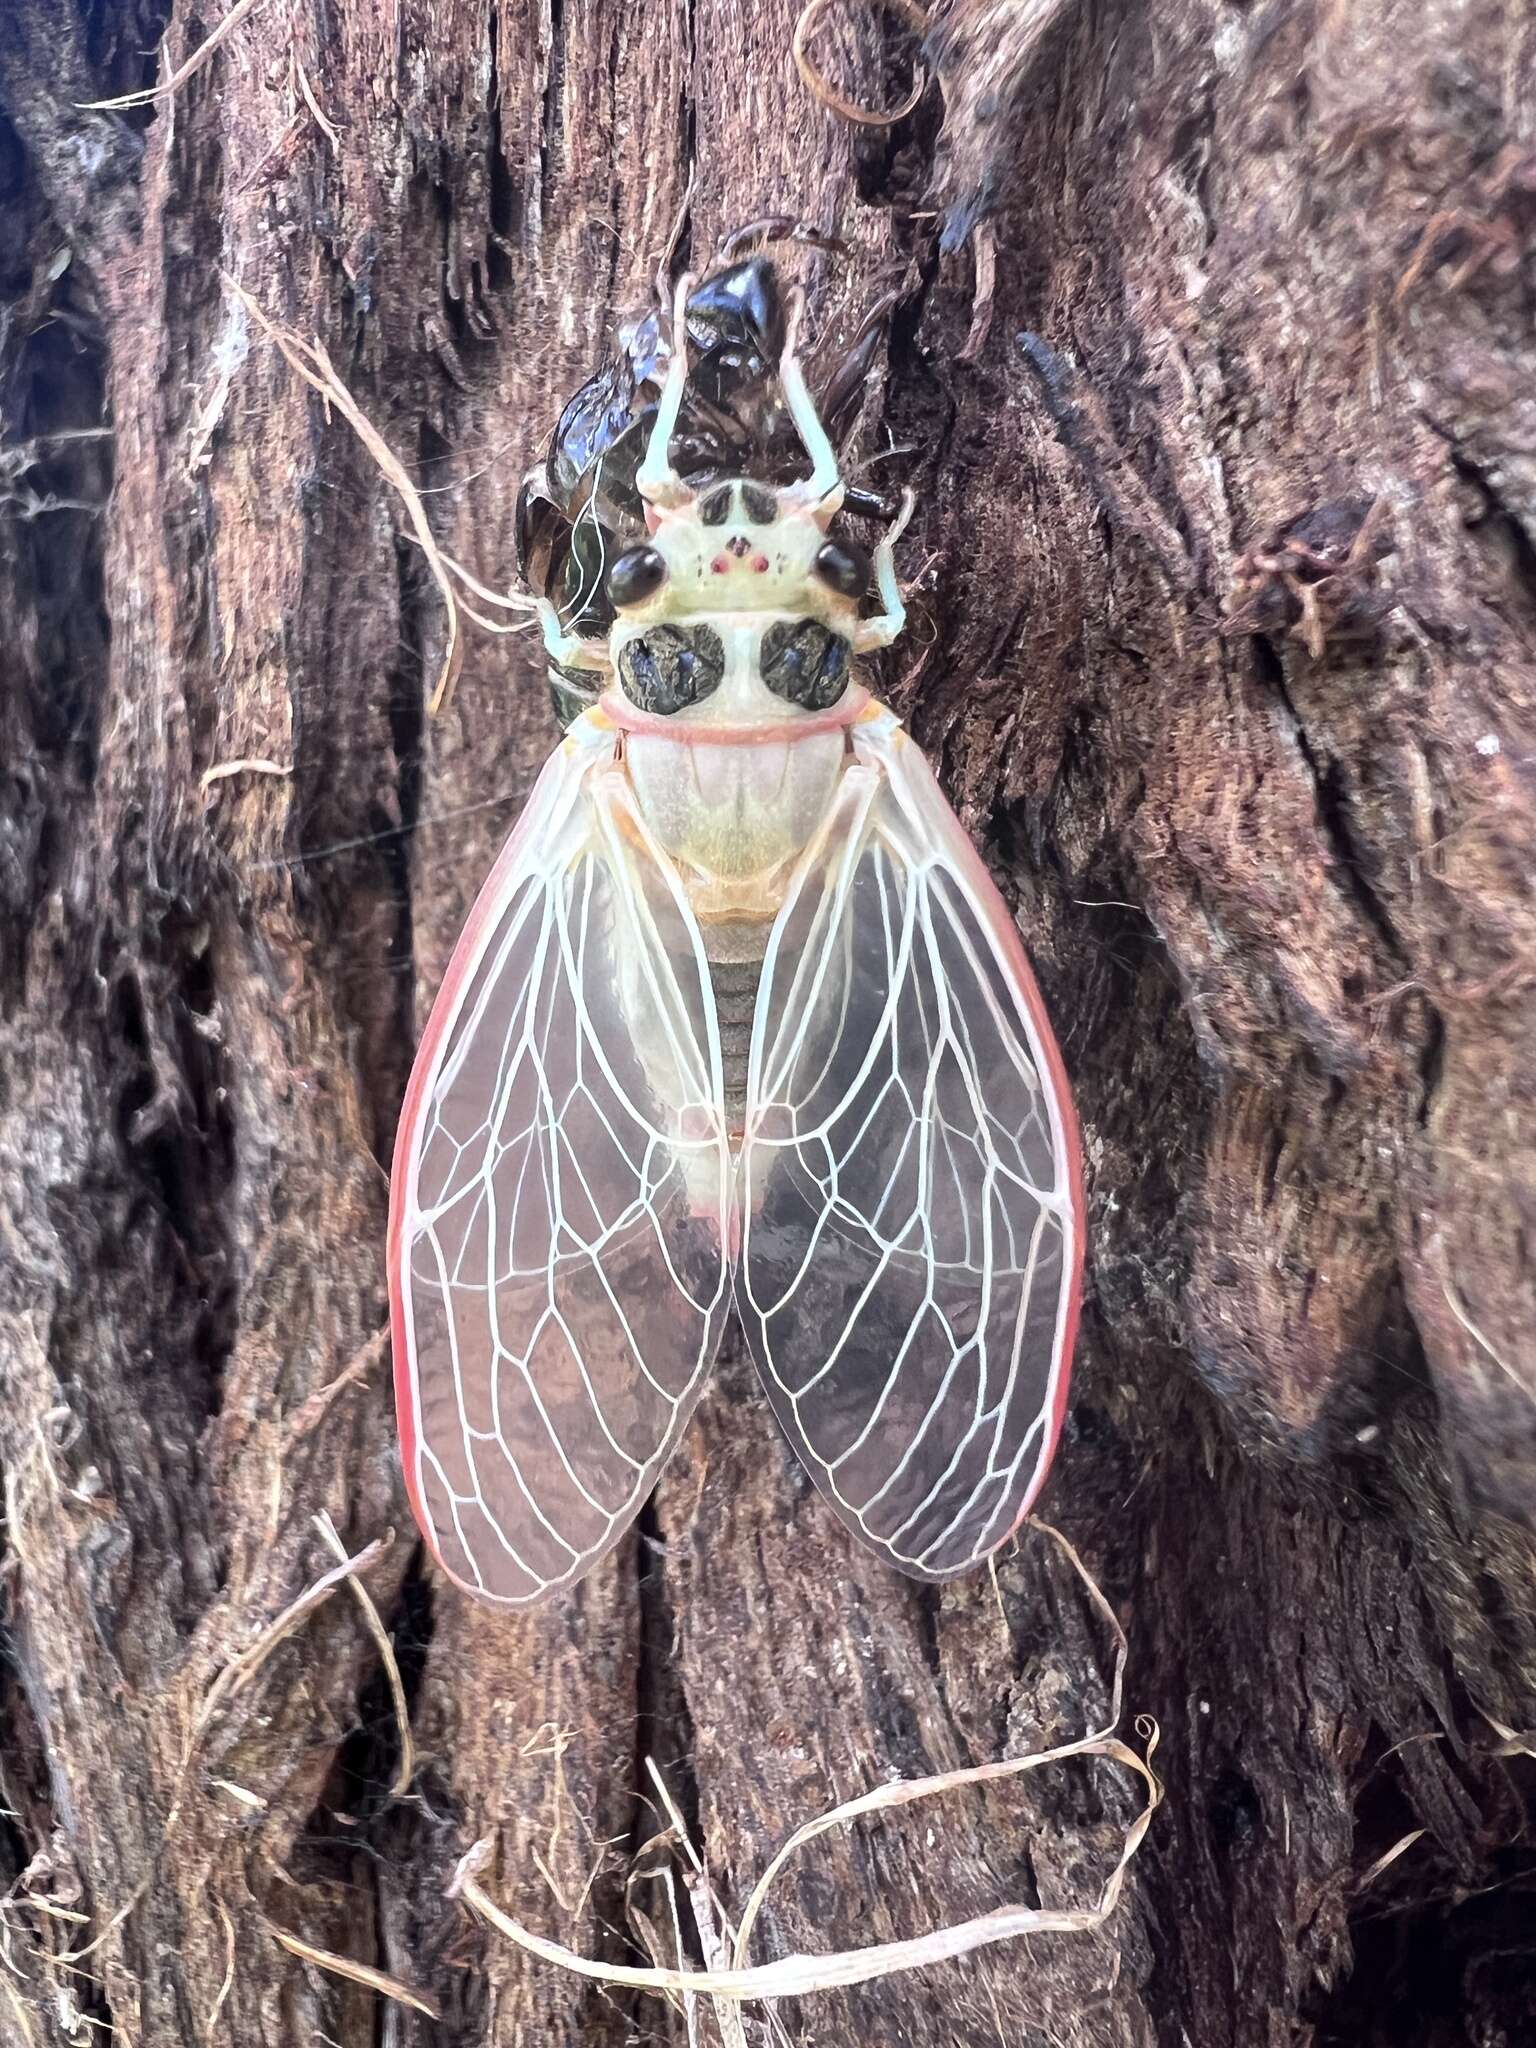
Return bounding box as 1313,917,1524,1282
792,0,932,128
451,1518,1161,2008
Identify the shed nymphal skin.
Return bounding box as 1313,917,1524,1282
0,0,1532,2044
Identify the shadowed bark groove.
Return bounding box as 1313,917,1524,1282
0,1,1532,2043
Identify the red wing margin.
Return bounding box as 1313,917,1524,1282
389,725,732,1607
738,711,1084,1580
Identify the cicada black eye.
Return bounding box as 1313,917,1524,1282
607,543,668,608
813,539,871,601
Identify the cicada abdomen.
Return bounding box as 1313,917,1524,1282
390,255,1084,1607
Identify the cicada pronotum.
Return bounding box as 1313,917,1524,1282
389,251,1085,1607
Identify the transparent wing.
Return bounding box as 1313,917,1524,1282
389,723,731,1607
738,712,1084,1580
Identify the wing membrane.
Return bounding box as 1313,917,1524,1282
739,712,1083,1579
389,724,731,1606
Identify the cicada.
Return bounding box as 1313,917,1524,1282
389,272,1085,1608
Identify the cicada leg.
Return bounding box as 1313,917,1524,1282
635,273,695,512
538,597,610,674
778,287,845,517
853,487,915,654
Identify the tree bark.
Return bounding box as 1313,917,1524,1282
1,1,1533,2043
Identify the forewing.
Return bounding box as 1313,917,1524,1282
389,728,731,1606
739,716,1084,1580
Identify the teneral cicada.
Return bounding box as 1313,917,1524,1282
389,261,1085,1608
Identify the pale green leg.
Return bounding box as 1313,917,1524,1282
854,489,915,654
538,598,609,674
635,273,694,509
779,289,844,512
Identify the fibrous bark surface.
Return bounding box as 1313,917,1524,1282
0,2,1533,2044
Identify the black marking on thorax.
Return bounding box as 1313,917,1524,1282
759,618,850,711
617,623,726,714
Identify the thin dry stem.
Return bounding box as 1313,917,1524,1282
0,1978,39,2048
283,1328,387,1445
80,0,273,110
202,1901,237,2046
682,1873,750,2048
1442,1282,1532,1406
406,537,536,634
625,1857,692,2023
224,278,465,713
292,50,340,152
198,1532,393,1730
638,1763,752,2047
20,1897,89,1927
200,757,292,791
423,541,533,614
263,1920,441,2019
314,1513,414,1798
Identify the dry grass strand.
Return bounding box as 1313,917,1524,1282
263,1920,441,2019
80,0,273,110
1481,1709,1536,1760
1357,1829,1427,1890
292,50,340,152
314,1513,414,1798
731,1515,1135,1967
454,1518,1160,2007
1442,1282,1532,1406
202,1900,237,2045
0,1977,39,2048
199,1531,392,1728
224,278,465,713
403,532,536,635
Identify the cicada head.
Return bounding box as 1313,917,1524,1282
603,276,872,642
604,476,870,635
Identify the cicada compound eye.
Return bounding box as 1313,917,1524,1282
607,543,668,608
813,538,871,601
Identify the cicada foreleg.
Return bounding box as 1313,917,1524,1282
853,487,915,654
537,596,611,674
635,273,696,512
778,287,845,517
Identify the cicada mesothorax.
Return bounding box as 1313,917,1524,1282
390,266,1085,1608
